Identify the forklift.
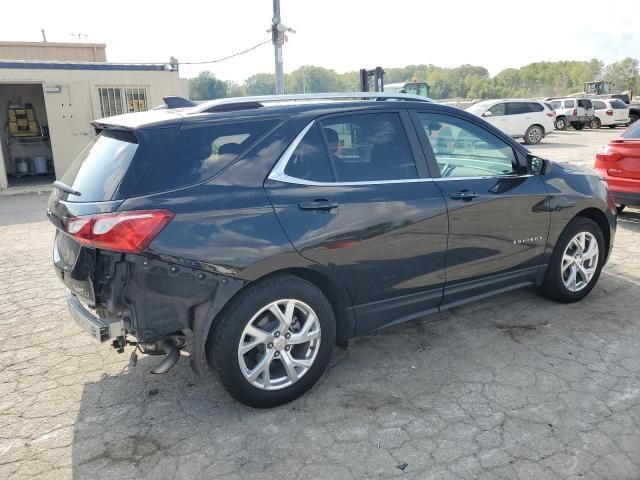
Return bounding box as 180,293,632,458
359,67,430,98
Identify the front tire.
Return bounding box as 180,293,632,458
540,217,605,303
573,122,584,130
524,125,543,145
207,274,336,408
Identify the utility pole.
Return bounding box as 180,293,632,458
40,29,47,42
270,0,295,95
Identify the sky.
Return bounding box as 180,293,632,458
2,0,639,82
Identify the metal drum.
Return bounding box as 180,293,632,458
15,157,30,175
32,156,48,174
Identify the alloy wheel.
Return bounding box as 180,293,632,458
237,299,321,390
528,127,542,144
561,232,599,292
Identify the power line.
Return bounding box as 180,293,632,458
180,39,271,65
112,39,271,66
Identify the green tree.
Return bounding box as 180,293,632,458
603,57,639,92
286,66,345,93
188,71,228,100
244,73,276,95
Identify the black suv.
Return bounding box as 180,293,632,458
49,93,616,408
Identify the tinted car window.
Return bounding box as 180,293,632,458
528,102,544,112
578,99,592,108
611,99,627,109
418,112,517,178
592,100,607,110
622,121,640,139
488,103,506,116
320,113,418,182
506,102,531,115
136,119,278,194
551,100,561,109
564,100,575,108
283,124,334,182
61,130,138,202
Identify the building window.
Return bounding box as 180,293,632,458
98,86,148,117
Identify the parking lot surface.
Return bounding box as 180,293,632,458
1,128,639,479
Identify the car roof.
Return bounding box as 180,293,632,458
93,92,438,130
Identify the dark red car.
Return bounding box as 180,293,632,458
595,122,640,212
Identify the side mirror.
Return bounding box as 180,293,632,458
527,155,547,175
482,111,493,118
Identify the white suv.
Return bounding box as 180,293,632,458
590,98,630,129
466,99,555,145
549,98,594,130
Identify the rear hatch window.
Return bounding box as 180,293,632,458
60,130,138,203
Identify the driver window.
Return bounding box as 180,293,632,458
488,103,506,116
418,112,518,178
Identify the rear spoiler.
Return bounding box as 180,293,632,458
162,96,196,109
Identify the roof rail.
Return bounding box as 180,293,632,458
193,92,431,113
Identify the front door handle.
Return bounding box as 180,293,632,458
449,190,478,201
298,199,340,211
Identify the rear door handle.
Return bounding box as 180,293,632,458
298,199,340,211
449,190,478,201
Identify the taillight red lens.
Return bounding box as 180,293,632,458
64,209,174,253
606,110,613,116
572,109,577,116
546,112,555,117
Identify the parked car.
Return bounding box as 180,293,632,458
590,98,630,129
549,98,594,130
594,121,640,212
49,93,616,408
466,99,555,144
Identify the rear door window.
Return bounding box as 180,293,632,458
578,99,592,109
592,100,607,110
551,101,561,109
564,100,575,108
60,130,138,202
135,119,279,194
319,113,418,182
283,124,334,182
506,102,530,115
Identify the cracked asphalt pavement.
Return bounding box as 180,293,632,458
1,128,640,479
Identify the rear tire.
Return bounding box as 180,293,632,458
608,125,617,129
573,122,584,130
540,217,604,303
591,118,601,129
616,204,626,214
524,125,544,145
555,117,567,130
207,274,335,408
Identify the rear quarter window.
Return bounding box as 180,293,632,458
611,99,627,109
564,100,575,108
134,119,279,194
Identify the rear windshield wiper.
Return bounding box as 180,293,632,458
53,181,82,197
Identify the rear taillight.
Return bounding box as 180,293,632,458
606,110,613,116
572,109,577,116
546,112,555,117
596,145,623,163
64,209,174,254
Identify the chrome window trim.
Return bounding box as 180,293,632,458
267,120,533,187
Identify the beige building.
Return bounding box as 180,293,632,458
0,42,187,191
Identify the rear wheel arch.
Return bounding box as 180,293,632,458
262,267,354,346
207,267,354,349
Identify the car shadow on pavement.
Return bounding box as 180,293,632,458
70,270,640,479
